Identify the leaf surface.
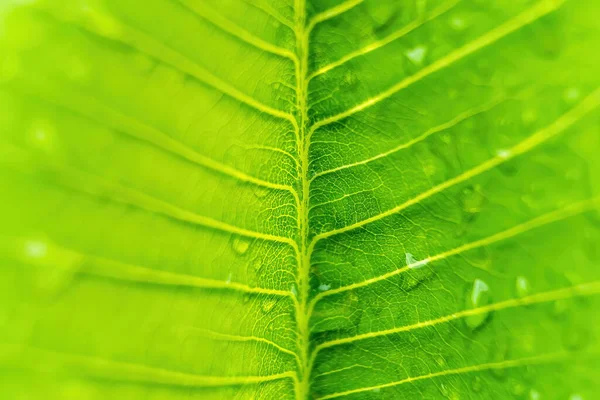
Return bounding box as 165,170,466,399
1,0,599,399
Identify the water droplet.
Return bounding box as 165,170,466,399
515,276,530,298
290,284,297,297
225,273,232,284
262,299,276,313
371,388,381,393
24,239,47,259
569,394,583,400
318,284,330,291
459,184,485,214
497,149,511,159
564,87,580,104
464,279,491,330
400,259,433,291
405,45,427,66
529,389,541,400
405,252,429,269
471,376,482,392
231,237,250,255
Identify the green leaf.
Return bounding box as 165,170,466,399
1,0,599,399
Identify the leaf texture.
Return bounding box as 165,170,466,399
1,0,599,399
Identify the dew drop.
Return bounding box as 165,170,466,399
405,252,429,269
464,278,491,330
496,149,511,159
405,45,427,66
231,237,250,255
225,273,232,284
318,284,330,291
371,388,381,393
569,394,583,400
515,276,530,298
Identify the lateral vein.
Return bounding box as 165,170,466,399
174,0,299,62
306,0,365,35
44,9,299,128
307,0,460,81
309,97,503,183
308,196,600,314
183,327,302,368
309,86,600,247
315,351,592,399
1,145,300,253
307,0,565,137
6,345,298,388
17,84,300,205
311,281,600,362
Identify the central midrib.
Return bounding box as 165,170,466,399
294,0,312,399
